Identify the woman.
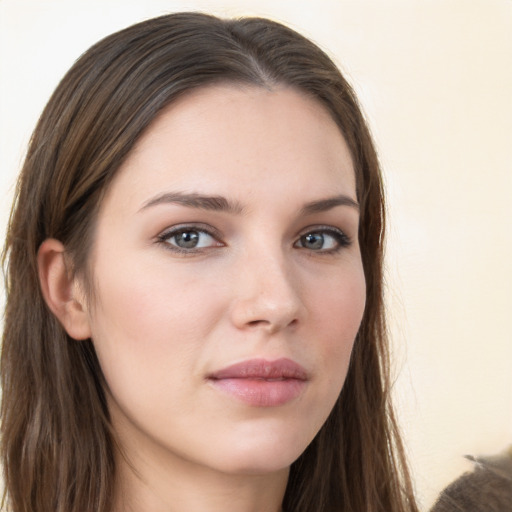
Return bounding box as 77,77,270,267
1,12,418,512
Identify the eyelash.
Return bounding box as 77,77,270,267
294,226,352,254
156,224,352,255
156,224,223,254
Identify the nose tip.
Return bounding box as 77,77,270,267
233,302,300,334
229,260,304,333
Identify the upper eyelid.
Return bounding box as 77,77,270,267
296,224,349,237
156,223,352,246
158,223,222,239
158,223,346,235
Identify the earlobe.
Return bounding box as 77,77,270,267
37,239,92,340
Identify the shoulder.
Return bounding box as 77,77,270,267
430,446,512,512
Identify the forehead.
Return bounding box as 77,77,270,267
103,84,356,212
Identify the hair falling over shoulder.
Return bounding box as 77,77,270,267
1,12,418,512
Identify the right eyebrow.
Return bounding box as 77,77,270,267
139,191,245,214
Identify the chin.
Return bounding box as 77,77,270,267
213,452,297,477
202,421,316,476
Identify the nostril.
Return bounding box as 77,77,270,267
247,319,269,327
246,318,298,329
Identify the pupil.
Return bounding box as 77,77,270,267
176,231,199,248
304,233,324,249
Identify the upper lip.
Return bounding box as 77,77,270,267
208,358,308,381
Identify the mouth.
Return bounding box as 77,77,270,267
207,358,308,407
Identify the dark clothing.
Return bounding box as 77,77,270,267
430,447,512,512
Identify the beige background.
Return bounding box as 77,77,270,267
1,0,511,509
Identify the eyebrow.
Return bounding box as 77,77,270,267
140,192,245,214
140,191,359,215
300,195,360,215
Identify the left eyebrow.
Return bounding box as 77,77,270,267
300,195,360,215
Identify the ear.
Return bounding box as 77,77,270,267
37,239,92,340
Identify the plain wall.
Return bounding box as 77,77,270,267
1,0,511,508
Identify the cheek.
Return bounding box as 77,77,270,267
86,258,225,398
308,263,366,384
91,253,222,333
312,264,366,341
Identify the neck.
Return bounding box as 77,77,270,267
112,442,288,512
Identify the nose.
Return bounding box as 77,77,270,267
229,249,305,334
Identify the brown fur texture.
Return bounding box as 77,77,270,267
431,446,512,512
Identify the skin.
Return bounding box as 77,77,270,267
40,85,366,512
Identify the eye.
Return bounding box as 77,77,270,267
157,225,223,252
295,227,351,253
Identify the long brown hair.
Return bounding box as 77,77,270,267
1,12,418,512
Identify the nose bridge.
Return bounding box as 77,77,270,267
230,238,303,332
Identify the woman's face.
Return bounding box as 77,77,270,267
83,85,366,477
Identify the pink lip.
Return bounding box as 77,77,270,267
207,358,308,407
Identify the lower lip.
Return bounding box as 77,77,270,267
209,378,306,407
